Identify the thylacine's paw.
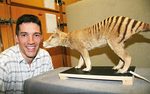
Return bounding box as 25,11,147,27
112,66,121,70
117,69,127,74
75,66,81,69
112,66,118,70
82,67,91,72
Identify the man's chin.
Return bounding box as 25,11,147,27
27,55,36,58
26,52,37,58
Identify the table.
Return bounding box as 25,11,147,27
24,67,150,94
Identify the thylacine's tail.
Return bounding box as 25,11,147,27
129,71,150,83
142,23,150,32
137,22,150,33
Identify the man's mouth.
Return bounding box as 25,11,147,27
26,46,36,52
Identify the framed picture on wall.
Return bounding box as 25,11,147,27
45,13,57,33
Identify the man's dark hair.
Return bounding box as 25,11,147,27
16,14,42,36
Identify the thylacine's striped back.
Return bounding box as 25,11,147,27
84,16,150,43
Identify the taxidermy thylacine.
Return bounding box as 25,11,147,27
43,16,150,73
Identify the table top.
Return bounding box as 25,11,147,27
24,67,150,94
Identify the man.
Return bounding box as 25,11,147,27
0,14,53,94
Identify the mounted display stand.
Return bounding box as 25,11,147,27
59,66,136,85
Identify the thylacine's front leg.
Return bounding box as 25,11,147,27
79,48,92,71
75,55,84,69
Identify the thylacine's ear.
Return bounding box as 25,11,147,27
55,28,61,33
53,28,60,34
50,29,62,39
55,29,61,36
54,28,68,38
55,29,65,36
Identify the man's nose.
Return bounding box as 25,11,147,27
28,36,34,44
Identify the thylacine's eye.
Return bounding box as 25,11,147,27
51,35,55,38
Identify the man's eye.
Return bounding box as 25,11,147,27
34,34,41,37
20,34,28,37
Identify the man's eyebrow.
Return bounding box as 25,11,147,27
19,32,41,34
34,32,42,35
19,32,27,34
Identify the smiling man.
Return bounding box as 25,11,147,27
0,14,53,94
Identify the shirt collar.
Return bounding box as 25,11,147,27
16,44,24,63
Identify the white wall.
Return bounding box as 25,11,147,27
66,0,150,68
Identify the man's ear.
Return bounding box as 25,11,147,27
15,35,19,44
40,36,43,42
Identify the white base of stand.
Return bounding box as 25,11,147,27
59,66,135,85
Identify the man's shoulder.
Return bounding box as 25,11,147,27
39,48,49,54
38,48,51,57
0,45,19,67
0,45,18,59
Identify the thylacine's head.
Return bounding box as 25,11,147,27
43,29,67,48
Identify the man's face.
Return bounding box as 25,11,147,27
16,22,42,60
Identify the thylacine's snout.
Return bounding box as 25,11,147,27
43,41,52,48
43,39,59,48
43,41,48,48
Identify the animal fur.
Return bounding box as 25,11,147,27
43,16,150,73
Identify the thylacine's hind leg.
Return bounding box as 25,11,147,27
108,41,131,73
113,60,124,70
